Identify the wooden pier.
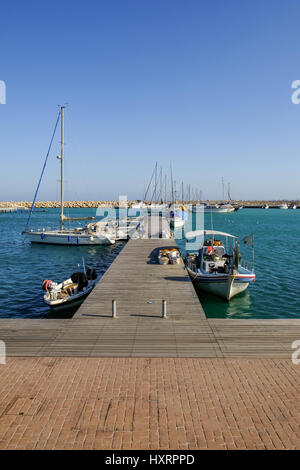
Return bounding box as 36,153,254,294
0,218,300,357
0,218,300,450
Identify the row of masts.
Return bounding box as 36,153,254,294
58,109,232,224
143,162,232,205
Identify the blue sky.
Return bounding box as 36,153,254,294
1,0,300,201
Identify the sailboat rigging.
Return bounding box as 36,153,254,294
23,106,116,245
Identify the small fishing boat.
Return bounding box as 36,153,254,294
185,230,255,301
42,268,98,309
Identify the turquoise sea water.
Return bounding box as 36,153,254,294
175,208,300,318
0,207,299,319
0,208,125,318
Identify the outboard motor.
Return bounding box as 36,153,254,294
86,268,97,280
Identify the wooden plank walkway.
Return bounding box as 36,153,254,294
48,237,219,357
0,220,300,357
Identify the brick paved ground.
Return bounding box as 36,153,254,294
0,357,299,450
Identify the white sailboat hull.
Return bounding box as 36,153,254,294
203,207,233,213
24,231,115,245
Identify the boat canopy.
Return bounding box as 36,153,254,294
185,230,237,240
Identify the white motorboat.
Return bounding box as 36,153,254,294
23,106,115,245
42,268,99,309
203,204,234,213
263,204,269,209
113,216,144,240
290,204,297,209
278,203,288,209
185,230,255,301
218,203,235,212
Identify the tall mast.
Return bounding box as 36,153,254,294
159,166,162,203
60,106,65,230
222,176,224,202
174,180,177,204
164,174,167,204
154,162,158,203
170,161,174,205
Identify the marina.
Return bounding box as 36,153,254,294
1,0,300,451
1,207,300,319
0,215,299,450
0,214,299,359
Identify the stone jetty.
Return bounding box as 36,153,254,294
0,200,298,209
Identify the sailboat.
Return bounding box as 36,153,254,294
23,106,116,245
169,162,187,228
142,162,168,212
207,179,235,213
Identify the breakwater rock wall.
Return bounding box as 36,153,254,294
0,200,298,209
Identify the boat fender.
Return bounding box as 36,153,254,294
66,286,75,295
42,279,52,291
77,237,80,245
68,235,72,242
41,233,45,239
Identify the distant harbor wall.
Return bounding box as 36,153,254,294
0,200,298,209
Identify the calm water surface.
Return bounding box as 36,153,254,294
175,208,300,318
0,208,124,318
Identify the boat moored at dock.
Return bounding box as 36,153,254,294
185,230,255,301
25,227,116,245
42,267,99,309
23,106,116,245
